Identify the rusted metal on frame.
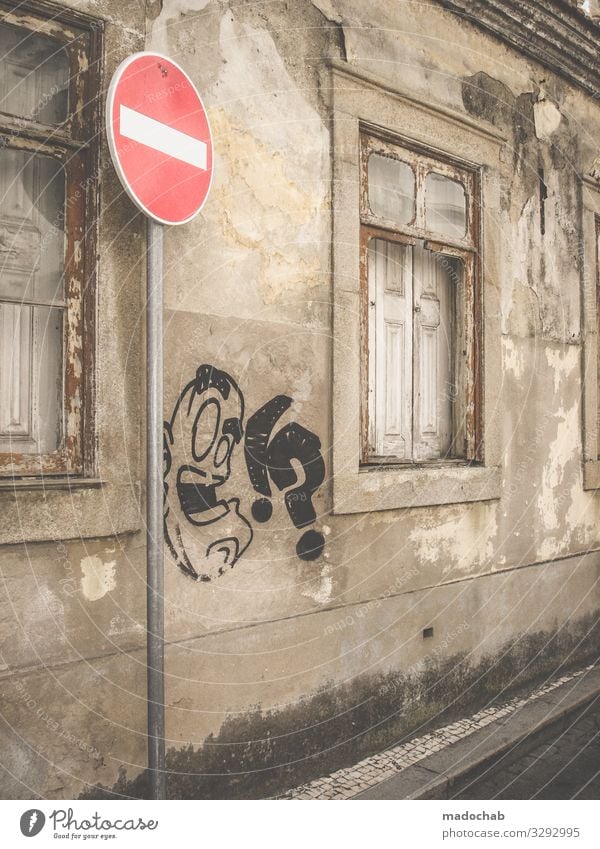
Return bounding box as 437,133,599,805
424,239,481,461
360,129,479,254
0,1,103,479
79,12,103,479
0,0,98,42
595,215,600,461
471,170,484,463
359,227,370,465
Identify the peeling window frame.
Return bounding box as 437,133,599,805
597,213,600,459
0,1,101,479
580,178,600,490
327,60,503,515
359,130,483,467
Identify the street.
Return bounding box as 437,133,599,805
453,699,600,800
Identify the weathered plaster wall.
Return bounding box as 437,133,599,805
145,0,600,797
0,0,148,799
2,0,600,800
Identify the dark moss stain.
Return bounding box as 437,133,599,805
79,613,600,800
462,71,516,128
461,71,535,165
232,0,345,121
462,72,539,219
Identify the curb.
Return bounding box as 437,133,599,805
355,664,600,799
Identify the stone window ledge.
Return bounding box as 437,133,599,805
0,477,106,492
583,461,600,491
0,480,141,545
332,464,501,515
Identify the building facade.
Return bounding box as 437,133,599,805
1,0,600,799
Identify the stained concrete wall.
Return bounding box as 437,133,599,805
0,0,148,797
1,0,600,799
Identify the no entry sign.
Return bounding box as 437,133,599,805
105,51,215,799
106,52,213,225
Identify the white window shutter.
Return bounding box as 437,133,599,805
0,153,63,456
0,303,33,446
368,239,413,458
412,244,453,460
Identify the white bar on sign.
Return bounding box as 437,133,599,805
119,105,207,170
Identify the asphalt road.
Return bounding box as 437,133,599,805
452,698,600,800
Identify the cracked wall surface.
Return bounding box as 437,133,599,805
2,0,600,799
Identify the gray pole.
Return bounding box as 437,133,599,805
146,219,166,800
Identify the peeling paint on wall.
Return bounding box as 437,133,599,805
80,556,117,602
408,505,498,576
148,0,212,56
545,346,578,395
205,10,329,304
502,336,526,379
537,402,580,555
533,92,562,141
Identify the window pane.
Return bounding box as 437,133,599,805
0,304,63,454
0,149,65,303
425,172,467,238
368,153,414,225
0,23,70,124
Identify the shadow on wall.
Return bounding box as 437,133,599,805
80,614,600,800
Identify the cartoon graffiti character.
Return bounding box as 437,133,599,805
164,364,253,581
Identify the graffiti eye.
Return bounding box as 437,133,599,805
192,399,220,462
214,435,231,468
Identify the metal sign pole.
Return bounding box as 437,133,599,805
146,218,166,800
106,53,212,802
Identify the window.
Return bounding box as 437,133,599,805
581,179,600,490
597,214,600,461
360,132,481,464
330,64,500,514
0,5,99,477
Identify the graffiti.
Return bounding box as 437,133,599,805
164,364,325,581
244,394,293,522
245,401,326,561
163,365,253,582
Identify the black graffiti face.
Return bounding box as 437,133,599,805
165,365,244,523
164,365,252,581
164,363,326,581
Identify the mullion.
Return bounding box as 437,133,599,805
0,297,67,310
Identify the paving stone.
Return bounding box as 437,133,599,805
283,664,598,800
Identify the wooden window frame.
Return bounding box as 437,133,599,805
0,1,101,479
581,178,600,490
597,214,600,460
359,129,482,467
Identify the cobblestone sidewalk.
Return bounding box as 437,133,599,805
279,664,595,800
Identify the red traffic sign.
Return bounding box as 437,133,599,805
106,52,213,225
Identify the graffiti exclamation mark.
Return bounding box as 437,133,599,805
244,396,326,561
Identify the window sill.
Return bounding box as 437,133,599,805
0,476,106,492
0,478,142,544
332,463,501,514
583,460,600,490
361,457,471,469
